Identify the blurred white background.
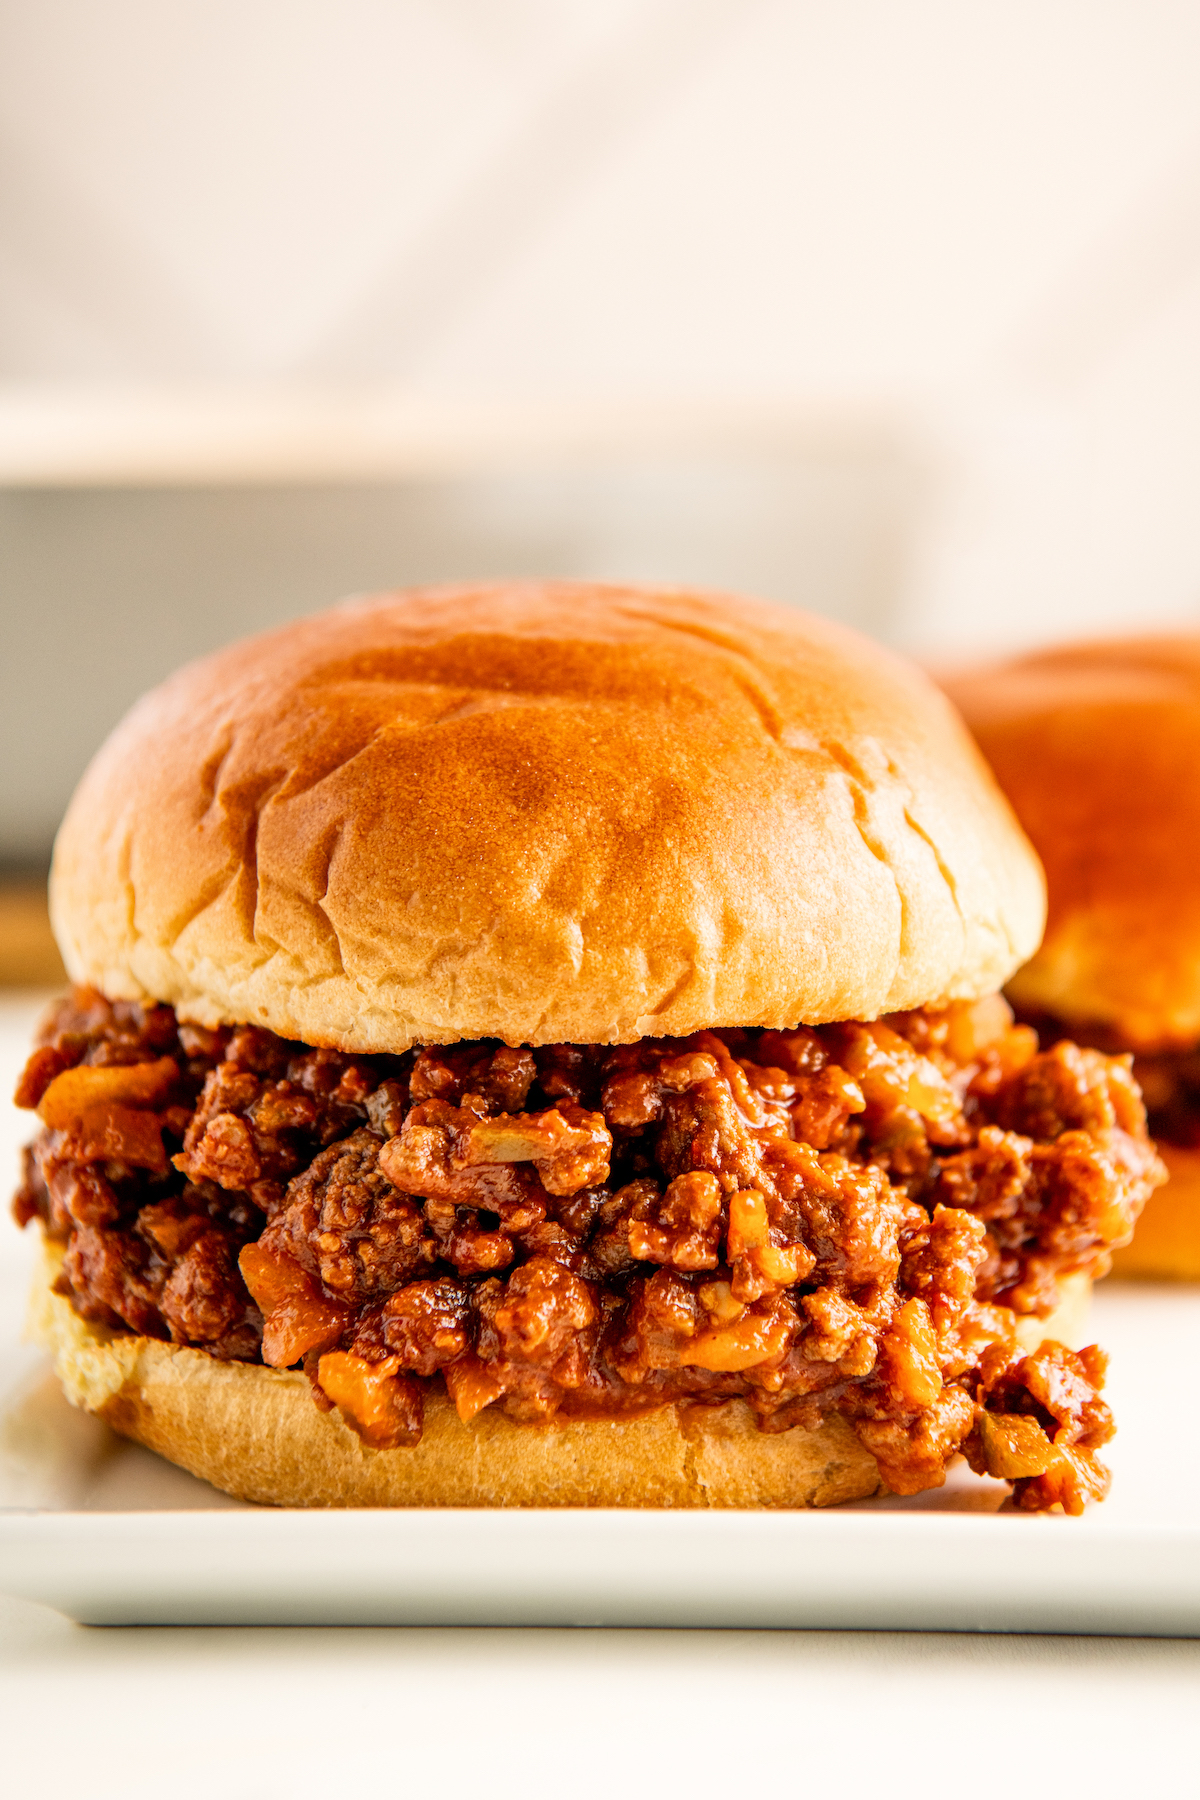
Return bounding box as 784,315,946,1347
4,0,1200,858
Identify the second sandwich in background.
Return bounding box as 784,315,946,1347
944,636,1200,1280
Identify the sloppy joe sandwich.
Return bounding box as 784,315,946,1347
944,635,1200,1280
12,584,1163,1512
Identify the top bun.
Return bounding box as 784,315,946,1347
944,635,1200,1051
51,582,1043,1051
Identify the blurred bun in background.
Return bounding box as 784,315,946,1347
945,637,1200,1279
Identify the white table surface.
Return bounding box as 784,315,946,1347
2,992,1197,1798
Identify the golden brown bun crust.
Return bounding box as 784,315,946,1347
51,583,1044,1051
28,1242,1092,1509
1108,1143,1200,1281
943,636,1200,1051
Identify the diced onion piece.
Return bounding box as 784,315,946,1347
726,1188,768,1259
316,1351,421,1450
443,1355,505,1423
240,1242,348,1367
976,1410,1057,1479
882,1298,943,1408
38,1057,176,1127
685,1306,792,1373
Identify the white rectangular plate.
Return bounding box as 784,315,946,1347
2,993,1198,1631
2,1507,1199,1632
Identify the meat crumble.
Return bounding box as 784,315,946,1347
13,987,1163,1512
1013,1009,1200,1152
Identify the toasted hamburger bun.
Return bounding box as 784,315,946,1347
33,582,1055,1509
29,1237,1092,1508
50,582,1044,1053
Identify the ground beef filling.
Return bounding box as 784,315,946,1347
13,988,1164,1512
1013,1009,1200,1151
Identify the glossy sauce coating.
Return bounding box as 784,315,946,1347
14,989,1162,1510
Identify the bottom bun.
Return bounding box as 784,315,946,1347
28,1239,1092,1509
1109,1142,1200,1281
